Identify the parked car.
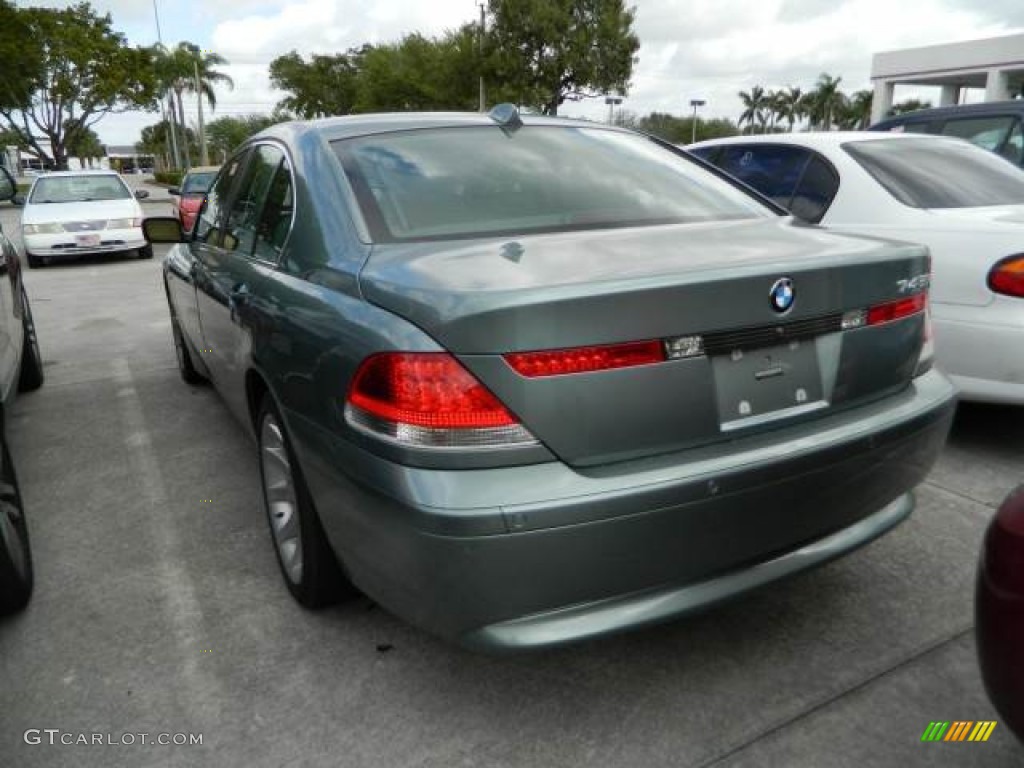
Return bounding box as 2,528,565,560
0,166,45,616
976,484,1024,742
21,170,151,268
689,132,1024,405
143,109,955,651
870,100,1024,168
168,166,219,233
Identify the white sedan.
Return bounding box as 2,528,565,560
689,132,1024,405
21,170,151,268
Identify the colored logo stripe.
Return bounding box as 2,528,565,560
921,721,997,742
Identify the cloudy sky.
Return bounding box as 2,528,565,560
22,0,1024,145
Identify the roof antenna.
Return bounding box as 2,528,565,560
488,103,523,134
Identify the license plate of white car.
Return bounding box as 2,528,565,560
75,234,100,247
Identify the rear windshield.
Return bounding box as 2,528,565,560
181,171,218,194
29,174,131,204
843,138,1024,208
332,126,768,242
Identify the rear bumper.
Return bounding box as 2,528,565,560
289,369,956,651
934,303,1024,405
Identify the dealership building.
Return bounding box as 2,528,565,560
870,33,1024,123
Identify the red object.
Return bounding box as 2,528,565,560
988,255,1024,298
347,352,518,429
866,293,927,326
504,340,666,378
176,195,205,233
976,484,1024,742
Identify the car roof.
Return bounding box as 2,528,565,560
33,169,122,177
870,99,1024,127
688,131,967,151
251,111,632,145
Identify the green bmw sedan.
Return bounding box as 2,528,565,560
143,108,956,652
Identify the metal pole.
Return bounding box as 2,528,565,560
478,3,486,112
691,104,697,144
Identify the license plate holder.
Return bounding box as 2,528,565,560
712,338,826,431
75,234,101,247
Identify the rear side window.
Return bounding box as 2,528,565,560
223,145,284,256
789,156,839,223
195,157,245,245
332,126,767,242
713,145,812,209
844,138,1024,208
940,116,1016,151
253,163,294,263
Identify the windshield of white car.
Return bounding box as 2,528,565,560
28,175,132,204
843,138,1024,208
333,126,768,242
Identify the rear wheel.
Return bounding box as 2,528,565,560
170,314,205,385
25,252,42,269
258,395,349,608
0,429,33,616
17,288,43,392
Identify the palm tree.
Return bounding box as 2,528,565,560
738,86,767,135
807,73,845,131
774,86,804,132
843,89,873,130
170,43,233,166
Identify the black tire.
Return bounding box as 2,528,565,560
0,429,33,616
138,244,154,260
17,288,43,392
25,252,41,269
170,314,206,385
257,395,350,608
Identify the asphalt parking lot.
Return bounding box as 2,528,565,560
0,198,1021,767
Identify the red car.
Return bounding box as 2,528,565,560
169,165,219,232
976,484,1024,741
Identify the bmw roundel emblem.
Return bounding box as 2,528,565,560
769,277,795,313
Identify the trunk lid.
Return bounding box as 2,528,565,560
360,219,930,466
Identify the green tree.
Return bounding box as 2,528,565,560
355,28,480,112
738,86,768,134
156,42,233,166
805,73,845,130
206,113,289,163
837,89,873,130
888,98,932,116
269,49,363,118
137,119,197,169
65,119,105,167
634,112,738,144
0,1,158,169
485,0,640,115
773,86,804,132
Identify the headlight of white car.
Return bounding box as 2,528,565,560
106,218,143,229
23,223,64,235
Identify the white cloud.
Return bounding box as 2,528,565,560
25,0,1024,143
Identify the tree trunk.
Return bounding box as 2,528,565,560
175,88,191,167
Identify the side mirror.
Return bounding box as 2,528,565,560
167,187,180,196
142,217,185,244
134,189,150,200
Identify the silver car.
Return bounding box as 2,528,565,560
144,109,956,651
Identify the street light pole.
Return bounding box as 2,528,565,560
689,99,706,144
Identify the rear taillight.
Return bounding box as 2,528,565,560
344,352,537,448
866,293,927,326
504,340,666,378
988,255,1024,298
